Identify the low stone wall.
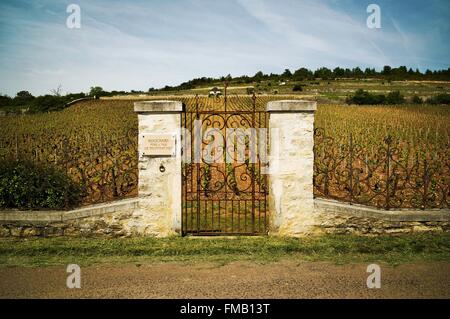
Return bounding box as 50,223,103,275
313,198,450,235
0,198,448,238
0,199,140,238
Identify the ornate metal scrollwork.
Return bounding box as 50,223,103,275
313,128,449,210
1,129,139,207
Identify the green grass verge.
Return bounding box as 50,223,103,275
0,233,449,267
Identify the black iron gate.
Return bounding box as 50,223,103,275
181,93,269,236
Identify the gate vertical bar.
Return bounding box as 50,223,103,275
251,93,256,233
195,95,201,234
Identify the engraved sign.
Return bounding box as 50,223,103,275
142,134,176,156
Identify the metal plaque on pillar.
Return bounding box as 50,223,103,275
141,133,176,156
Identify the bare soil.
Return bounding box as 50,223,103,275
1,261,449,299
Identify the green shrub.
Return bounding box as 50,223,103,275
347,90,449,106
346,89,385,105
292,84,303,92
346,89,406,105
1,93,87,113
411,95,423,104
0,160,82,210
0,95,12,107
29,95,70,113
386,91,405,104
426,93,450,105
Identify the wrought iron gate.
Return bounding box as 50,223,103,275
181,94,269,236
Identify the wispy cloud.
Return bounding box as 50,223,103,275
0,0,448,96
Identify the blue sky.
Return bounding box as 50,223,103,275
0,0,449,96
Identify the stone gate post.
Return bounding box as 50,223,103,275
266,100,317,236
133,101,182,236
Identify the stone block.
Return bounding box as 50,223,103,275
134,100,183,113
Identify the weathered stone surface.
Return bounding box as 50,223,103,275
267,100,317,112
0,198,448,238
10,227,22,237
267,102,316,237
0,226,10,237
135,102,181,237
313,198,450,235
22,227,41,237
134,100,183,113
0,199,140,238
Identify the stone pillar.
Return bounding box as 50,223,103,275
133,101,183,237
266,100,317,236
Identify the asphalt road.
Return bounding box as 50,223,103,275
0,261,449,298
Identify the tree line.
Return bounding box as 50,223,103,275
162,65,450,91
1,65,449,113
0,86,127,114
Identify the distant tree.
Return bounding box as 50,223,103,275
293,67,313,80
364,68,376,76
89,86,104,97
0,94,12,107
314,67,333,79
352,67,364,78
242,76,253,84
15,90,34,100
161,85,174,92
282,69,292,78
13,90,34,106
396,66,408,75
382,65,392,75
333,67,345,77
344,68,352,77
253,71,265,82
51,84,63,97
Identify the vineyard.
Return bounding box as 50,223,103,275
0,96,449,209
315,104,449,209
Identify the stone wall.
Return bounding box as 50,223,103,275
313,199,450,235
0,199,139,238
0,198,448,238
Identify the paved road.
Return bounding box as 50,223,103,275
0,261,449,298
